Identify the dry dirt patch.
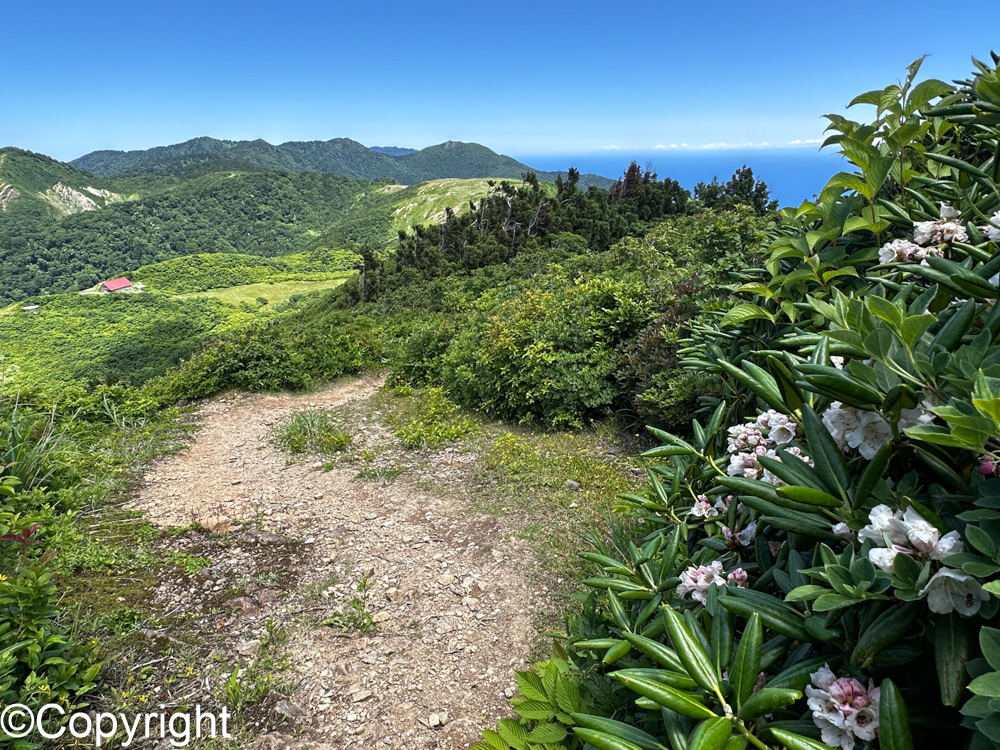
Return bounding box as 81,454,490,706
131,376,550,749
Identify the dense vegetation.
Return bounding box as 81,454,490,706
142,162,765,433
0,169,368,303
469,55,1000,750
70,136,613,187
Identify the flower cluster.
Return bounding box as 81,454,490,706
806,665,880,750
676,561,747,604
822,402,932,460
913,203,969,246
878,238,938,265
726,411,804,485
722,522,756,548
688,494,728,519
859,504,988,615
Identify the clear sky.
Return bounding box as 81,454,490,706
5,0,1000,162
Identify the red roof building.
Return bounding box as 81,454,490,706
100,277,132,293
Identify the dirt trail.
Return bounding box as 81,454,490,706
131,376,545,750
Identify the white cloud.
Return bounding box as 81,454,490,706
788,138,822,145
601,145,622,150
653,144,667,150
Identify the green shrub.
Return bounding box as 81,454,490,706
441,271,654,428
0,481,102,744
387,386,478,448
477,54,1000,750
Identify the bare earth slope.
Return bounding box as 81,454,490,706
130,376,545,749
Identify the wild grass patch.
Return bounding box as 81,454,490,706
272,410,351,455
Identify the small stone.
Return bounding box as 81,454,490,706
438,574,456,587
563,479,581,491
352,690,373,703
428,713,440,727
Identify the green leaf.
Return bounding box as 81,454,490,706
515,671,548,702
770,728,836,750
720,304,775,327
526,723,568,744
878,679,912,750
573,728,646,750
775,486,842,508
969,671,1000,698
981,628,1000,671
737,688,802,720
851,603,919,668
610,673,717,720
570,714,667,750
731,612,761,708
663,606,720,693
622,632,684,671
687,717,732,750
720,589,811,641
514,699,556,720
497,719,530,749
800,406,849,495
936,613,972,706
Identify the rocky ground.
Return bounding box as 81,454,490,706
129,376,555,749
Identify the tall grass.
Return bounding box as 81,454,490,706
0,395,75,491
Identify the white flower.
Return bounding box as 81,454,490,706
736,522,756,546
903,506,941,554
869,547,899,573
755,410,799,445
912,208,968,246
913,220,936,245
940,203,961,220
847,705,879,742
676,561,726,604
845,410,893,460
822,402,861,450
859,504,909,546
806,667,878,750
810,664,838,690
689,495,720,519
807,685,846,727
931,530,964,560
879,238,928,264
919,567,990,615
832,522,855,541
985,210,1000,242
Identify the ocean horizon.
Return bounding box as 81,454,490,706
514,148,846,208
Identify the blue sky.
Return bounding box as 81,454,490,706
5,0,1000,162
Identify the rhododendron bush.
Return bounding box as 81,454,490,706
472,55,1000,750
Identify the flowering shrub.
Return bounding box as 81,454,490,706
476,53,1000,750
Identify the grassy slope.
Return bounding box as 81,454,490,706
179,278,349,306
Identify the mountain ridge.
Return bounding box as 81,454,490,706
69,137,614,188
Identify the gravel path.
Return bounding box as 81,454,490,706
131,376,546,749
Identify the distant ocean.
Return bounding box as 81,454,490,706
515,149,846,209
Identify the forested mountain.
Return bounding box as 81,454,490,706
0,162,370,303
71,137,613,187
369,146,417,156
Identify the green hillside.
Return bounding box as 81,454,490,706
70,136,614,188
0,161,370,303
0,147,129,220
